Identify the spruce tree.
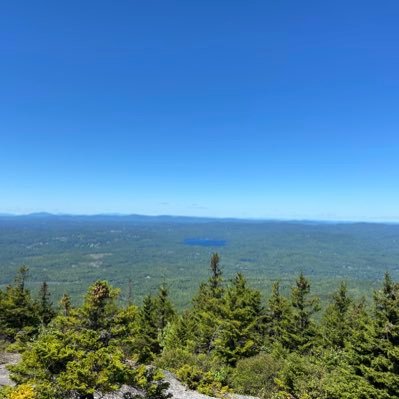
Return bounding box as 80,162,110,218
214,273,263,365
322,281,352,348
81,280,119,331
264,281,292,349
136,295,161,362
154,283,175,332
0,266,39,341
366,273,399,397
36,281,55,326
209,252,222,293
288,273,320,352
191,253,225,353
60,293,72,316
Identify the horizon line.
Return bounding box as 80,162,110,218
0,211,398,225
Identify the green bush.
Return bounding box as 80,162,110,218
154,348,195,371
176,364,229,397
156,349,231,397
231,353,282,399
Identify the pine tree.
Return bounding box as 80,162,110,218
209,253,222,294
322,281,352,348
342,275,399,399
81,280,119,331
161,310,197,351
154,283,175,332
36,281,55,326
135,295,161,362
214,273,263,365
288,273,320,352
0,266,39,341
60,293,72,316
366,273,399,397
191,253,225,353
343,297,384,398
264,281,292,349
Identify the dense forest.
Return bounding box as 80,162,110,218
1,254,399,399
1,216,399,308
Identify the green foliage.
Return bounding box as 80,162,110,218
161,310,197,352
190,254,226,354
1,218,399,309
36,282,55,326
0,267,40,342
8,280,169,399
231,353,282,398
154,284,175,332
59,293,71,316
274,348,381,399
0,384,36,399
2,255,399,399
172,353,230,397
287,273,320,352
134,295,161,362
176,363,230,397
133,283,175,362
213,273,263,365
156,347,230,397
349,272,399,398
133,366,172,399
209,253,222,292
264,281,292,349
321,282,352,348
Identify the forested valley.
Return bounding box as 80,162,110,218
1,253,398,399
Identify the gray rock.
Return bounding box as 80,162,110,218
163,371,258,399
94,384,145,398
0,353,20,387
95,371,260,399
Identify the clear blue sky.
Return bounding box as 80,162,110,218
1,1,398,220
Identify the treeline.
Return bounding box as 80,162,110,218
0,254,398,399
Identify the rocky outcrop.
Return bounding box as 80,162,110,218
0,354,258,399
0,352,19,387
96,371,258,399
162,371,258,399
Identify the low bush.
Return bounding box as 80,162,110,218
230,353,282,399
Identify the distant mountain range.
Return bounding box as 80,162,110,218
0,212,391,225
0,212,236,224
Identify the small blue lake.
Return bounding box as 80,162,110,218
183,238,227,247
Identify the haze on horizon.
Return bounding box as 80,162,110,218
1,1,398,222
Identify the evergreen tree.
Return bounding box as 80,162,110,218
191,253,225,353
60,293,71,316
154,283,175,332
0,266,39,341
36,281,55,326
209,253,222,293
322,281,352,348
135,295,161,362
288,273,320,352
214,273,263,365
161,310,197,352
81,280,119,331
9,281,166,399
361,273,399,397
264,281,292,349
342,297,385,398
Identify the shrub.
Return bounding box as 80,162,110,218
231,353,282,399
6,384,36,399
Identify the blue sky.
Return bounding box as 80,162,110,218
1,1,398,220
